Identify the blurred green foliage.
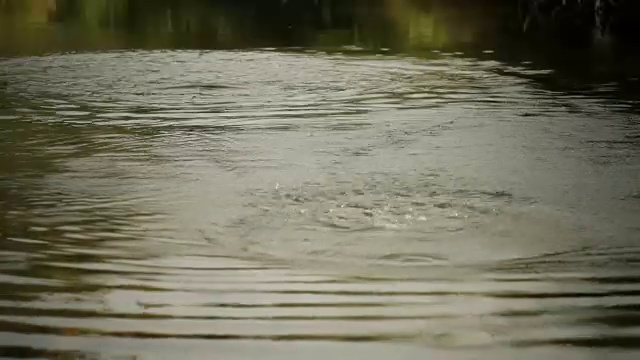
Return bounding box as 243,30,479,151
0,0,518,55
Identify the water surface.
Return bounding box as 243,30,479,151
1,1,640,359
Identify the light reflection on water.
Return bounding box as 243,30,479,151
1,1,640,359
1,49,639,359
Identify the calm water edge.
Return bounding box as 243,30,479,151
1,1,640,359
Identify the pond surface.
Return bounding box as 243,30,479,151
1,1,640,359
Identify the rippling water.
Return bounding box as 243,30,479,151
1,48,640,359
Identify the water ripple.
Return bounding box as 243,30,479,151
1,49,640,359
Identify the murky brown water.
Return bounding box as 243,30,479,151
1,1,640,359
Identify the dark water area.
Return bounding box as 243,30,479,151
1,1,640,359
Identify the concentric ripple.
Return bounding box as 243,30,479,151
1,50,640,359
